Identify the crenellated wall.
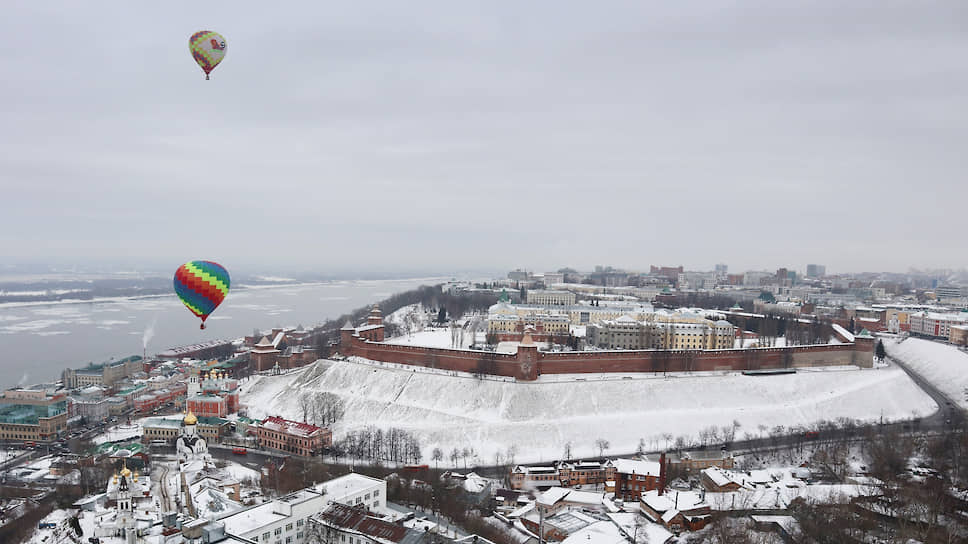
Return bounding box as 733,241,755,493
339,328,874,381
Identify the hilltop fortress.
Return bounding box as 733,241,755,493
338,306,874,382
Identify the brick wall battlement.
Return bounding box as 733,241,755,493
339,328,873,381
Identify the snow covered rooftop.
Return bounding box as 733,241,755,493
315,473,384,502
219,489,323,535
607,458,660,476
701,467,751,489
640,491,675,513
831,323,855,342
260,416,322,437
537,487,571,506
605,513,673,544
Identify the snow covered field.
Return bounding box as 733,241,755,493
239,357,936,464
93,422,144,445
384,328,482,349
885,336,968,409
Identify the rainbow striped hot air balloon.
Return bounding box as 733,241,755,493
189,30,227,80
174,260,230,329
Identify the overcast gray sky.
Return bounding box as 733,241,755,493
1,1,965,275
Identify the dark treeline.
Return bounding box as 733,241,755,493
730,314,834,346
655,291,753,311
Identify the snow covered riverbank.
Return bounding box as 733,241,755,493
239,358,936,464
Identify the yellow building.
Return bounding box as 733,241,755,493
951,325,968,346
587,312,735,350
488,301,656,327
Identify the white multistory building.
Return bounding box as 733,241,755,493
526,290,577,306
219,488,326,544
315,473,386,512
217,473,388,544
908,311,968,338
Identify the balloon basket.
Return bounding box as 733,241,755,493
200,323,206,330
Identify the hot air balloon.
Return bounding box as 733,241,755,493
174,261,230,329
189,30,227,80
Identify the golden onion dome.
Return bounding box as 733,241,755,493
184,411,198,425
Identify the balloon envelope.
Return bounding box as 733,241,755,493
174,260,230,328
189,30,227,79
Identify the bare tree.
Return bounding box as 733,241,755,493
563,441,572,460
721,420,740,446
431,447,443,469
298,392,313,422
674,435,688,454
595,438,611,458
505,445,518,466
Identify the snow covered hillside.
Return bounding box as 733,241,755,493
384,303,433,334
239,359,935,465
885,336,968,409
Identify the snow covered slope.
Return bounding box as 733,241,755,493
239,358,935,464
885,336,968,409
384,303,432,334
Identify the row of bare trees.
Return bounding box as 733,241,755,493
297,392,345,427
333,426,423,465
430,446,479,469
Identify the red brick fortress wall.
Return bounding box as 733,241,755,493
338,329,874,381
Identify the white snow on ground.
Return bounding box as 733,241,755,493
384,328,473,349
25,508,73,544
384,304,432,332
239,358,936,464
224,462,261,483
734,337,788,348
93,423,143,444
0,448,26,463
885,336,968,409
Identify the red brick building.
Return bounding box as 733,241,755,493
257,416,331,456
607,458,663,502
510,465,560,490
187,395,228,418
557,460,609,487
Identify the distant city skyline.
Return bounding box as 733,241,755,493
2,3,966,273
6,256,968,281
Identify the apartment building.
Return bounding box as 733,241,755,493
526,290,577,306
0,388,68,442
587,314,735,350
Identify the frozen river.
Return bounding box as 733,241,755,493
0,277,441,390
